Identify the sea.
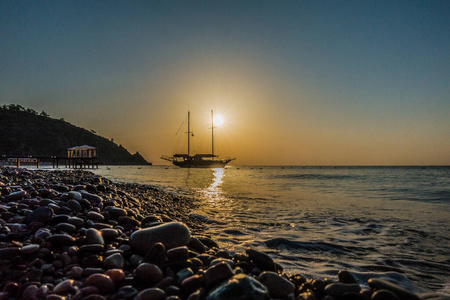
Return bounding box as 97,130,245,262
92,165,450,294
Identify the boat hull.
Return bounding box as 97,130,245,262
173,159,232,168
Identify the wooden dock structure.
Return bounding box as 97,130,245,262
1,155,99,169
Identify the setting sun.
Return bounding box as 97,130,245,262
213,114,224,126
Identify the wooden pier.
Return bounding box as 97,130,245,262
1,155,99,169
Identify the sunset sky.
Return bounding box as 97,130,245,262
1,1,449,165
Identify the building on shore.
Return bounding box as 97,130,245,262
66,145,98,168
67,145,97,158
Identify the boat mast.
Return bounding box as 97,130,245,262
188,111,190,157
211,110,214,157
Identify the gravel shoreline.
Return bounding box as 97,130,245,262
0,167,447,300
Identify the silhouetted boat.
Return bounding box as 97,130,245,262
161,111,235,168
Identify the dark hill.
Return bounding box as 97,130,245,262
0,104,150,165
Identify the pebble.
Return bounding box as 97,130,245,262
87,211,105,222
27,206,53,224
67,199,82,212
55,222,77,233
368,278,420,300
53,279,76,294
117,286,138,299
85,228,105,245
68,191,82,201
258,271,295,298
100,228,120,239
104,269,126,282
7,190,26,200
135,263,164,285
130,222,191,254
83,273,115,294
105,206,128,217
207,274,270,300
47,233,76,245
246,248,276,272
339,270,358,284
372,289,399,300
104,253,124,269
204,261,234,288
136,288,166,300
167,246,189,262
21,244,40,255
325,283,362,299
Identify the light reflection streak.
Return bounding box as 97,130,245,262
204,168,224,200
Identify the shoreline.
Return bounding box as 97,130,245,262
0,167,447,299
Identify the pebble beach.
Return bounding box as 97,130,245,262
0,167,448,300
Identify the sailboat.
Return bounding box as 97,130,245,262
161,110,236,168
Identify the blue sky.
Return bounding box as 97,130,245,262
1,1,449,165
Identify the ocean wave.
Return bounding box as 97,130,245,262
264,237,367,254
273,173,358,181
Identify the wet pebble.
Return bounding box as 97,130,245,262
246,248,276,272
368,278,420,300
207,273,270,300
130,222,191,254
325,283,362,299
258,271,295,298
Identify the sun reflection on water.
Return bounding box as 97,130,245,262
204,168,224,201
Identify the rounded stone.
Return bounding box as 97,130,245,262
22,284,39,299
100,228,120,240
246,248,276,272
104,269,125,282
21,244,40,255
83,273,115,294
368,278,420,300
105,206,127,217
130,222,191,254
117,286,138,300
46,234,76,246
7,190,26,200
53,279,76,294
67,199,82,212
339,270,358,284
85,228,105,245
136,288,166,300
55,222,77,233
325,283,361,299
104,253,124,269
204,262,234,288
141,242,166,267
258,271,295,298
67,216,84,227
372,289,399,300
68,191,82,201
135,263,164,285
207,274,269,300
87,211,105,222
167,246,189,262
27,206,54,224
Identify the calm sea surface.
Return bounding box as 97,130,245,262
93,165,450,293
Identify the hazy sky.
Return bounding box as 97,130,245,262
1,1,449,165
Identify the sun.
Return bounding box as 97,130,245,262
213,114,224,126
